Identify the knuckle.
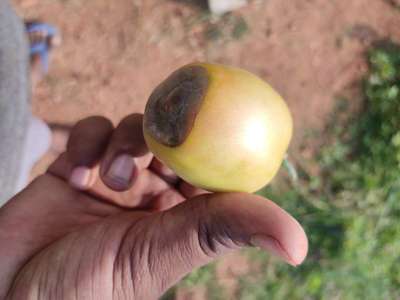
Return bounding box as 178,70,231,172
194,196,242,257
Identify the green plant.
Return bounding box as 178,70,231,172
181,264,216,288
231,16,249,40
202,13,250,42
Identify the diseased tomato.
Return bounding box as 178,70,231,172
144,63,293,193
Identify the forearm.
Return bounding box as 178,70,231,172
0,0,30,205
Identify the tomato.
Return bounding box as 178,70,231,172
143,63,293,193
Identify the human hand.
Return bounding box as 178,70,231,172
0,114,308,299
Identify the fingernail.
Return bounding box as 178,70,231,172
106,154,136,189
250,235,298,266
69,167,91,190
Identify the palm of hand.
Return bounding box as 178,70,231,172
0,114,307,300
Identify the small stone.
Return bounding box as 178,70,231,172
208,0,248,15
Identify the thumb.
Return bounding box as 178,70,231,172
144,192,308,295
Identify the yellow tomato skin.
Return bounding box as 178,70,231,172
144,63,293,193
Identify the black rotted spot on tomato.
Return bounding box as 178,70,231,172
144,65,209,147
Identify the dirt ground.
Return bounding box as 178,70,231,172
12,0,400,298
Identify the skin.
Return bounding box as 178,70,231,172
0,114,307,299
144,63,293,193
